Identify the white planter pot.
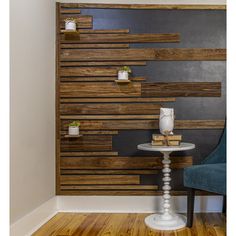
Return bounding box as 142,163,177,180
159,108,174,135
118,71,129,80
69,126,79,135
65,21,76,31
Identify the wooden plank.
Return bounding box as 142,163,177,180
60,15,93,29
61,135,112,151
61,169,158,175
60,97,176,103
60,77,146,82
58,190,219,196
61,152,118,157
61,48,226,61
61,115,159,120
61,119,225,130
61,33,180,43
61,130,118,135
61,44,130,49
141,82,221,97
61,9,81,14
61,3,226,10
60,67,119,77
79,29,130,34
60,82,141,98
60,175,140,185
60,61,146,66
60,156,192,169
60,103,161,115
60,185,158,190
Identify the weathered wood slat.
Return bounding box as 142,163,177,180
61,135,112,151
60,156,192,169
60,185,158,190
61,120,225,130
60,15,93,29
60,44,130,49
60,103,161,115
60,97,176,103
141,82,221,97
79,29,130,34
61,152,118,157
61,33,180,43
69,130,118,135
61,48,226,61
60,61,146,66
60,169,158,175
60,82,141,98
60,77,146,82
60,175,140,185
61,115,159,120
60,9,81,14
58,190,216,196
60,67,119,77
61,3,226,10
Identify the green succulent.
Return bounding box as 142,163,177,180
120,66,132,74
68,121,80,127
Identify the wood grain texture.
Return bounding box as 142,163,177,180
61,169,159,175
60,82,141,98
60,9,81,14
60,175,140,185
60,43,130,49
61,119,225,130
60,67,119,77
61,185,158,190
61,48,226,61
60,156,192,169
61,3,226,10
60,61,146,66
61,33,180,43
141,82,221,97
61,151,118,157
60,77,146,82
60,97,176,103
60,103,161,115
60,15,93,29
33,213,226,236
61,135,112,151
79,29,130,34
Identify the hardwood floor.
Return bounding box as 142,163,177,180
32,213,226,236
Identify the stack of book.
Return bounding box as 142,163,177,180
152,134,182,146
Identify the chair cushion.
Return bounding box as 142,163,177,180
184,163,226,195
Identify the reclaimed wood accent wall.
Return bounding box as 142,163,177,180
56,3,226,196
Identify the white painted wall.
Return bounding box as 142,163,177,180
10,0,55,224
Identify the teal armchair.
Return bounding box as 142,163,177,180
184,128,226,227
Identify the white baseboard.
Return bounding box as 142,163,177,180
58,195,224,213
10,195,223,235
10,197,58,236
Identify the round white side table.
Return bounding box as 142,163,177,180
137,142,195,231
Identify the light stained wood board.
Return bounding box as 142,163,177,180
60,82,141,98
60,61,146,66
61,119,225,130
60,3,226,10
60,175,140,185
61,48,226,61
60,185,158,190
60,97,176,103
60,43,130,49
60,77,146,82
61,151,118,157
60,103,161,115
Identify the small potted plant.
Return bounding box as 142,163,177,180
64,18,77,31
68,121,80,135
118,66,132,80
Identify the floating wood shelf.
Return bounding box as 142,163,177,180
64,134,83,138
115,79,131,84
61,30,80,39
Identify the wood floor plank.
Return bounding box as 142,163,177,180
33,213,226,236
